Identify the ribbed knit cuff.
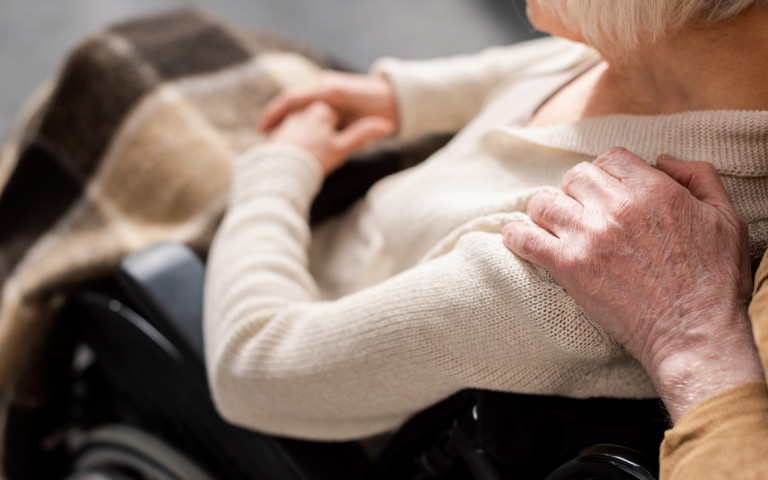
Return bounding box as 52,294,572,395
231,142,324,213
371,57,459,142
660,381,768,479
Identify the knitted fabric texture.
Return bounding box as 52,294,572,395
204,38,768,440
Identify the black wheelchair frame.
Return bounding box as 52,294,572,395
53,240,665,480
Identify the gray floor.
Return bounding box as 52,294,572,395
0,0,542,138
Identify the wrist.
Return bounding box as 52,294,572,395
371,74,400,131
648,311,764,422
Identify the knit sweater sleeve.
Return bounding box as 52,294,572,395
204,143,650,441
371,36,591,142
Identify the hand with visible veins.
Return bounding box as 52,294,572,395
502,147,764,421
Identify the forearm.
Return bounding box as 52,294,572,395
205,174,652,439
633,289,763,420
659,252,768,478
204,142,439,439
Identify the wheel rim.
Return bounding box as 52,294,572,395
70,425,214,480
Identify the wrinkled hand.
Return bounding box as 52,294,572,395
259,70,399,133
502,147,763,421
268,101,393,176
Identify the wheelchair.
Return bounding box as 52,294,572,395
12,144,668,480
51,240,665,480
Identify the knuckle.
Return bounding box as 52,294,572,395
526,192,548,219
515,229,544,258
529,192,564,225
594,146,633,166
562,161,592,187
606,190,640,218
508,227,543,259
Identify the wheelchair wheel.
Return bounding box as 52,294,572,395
65,425,214,480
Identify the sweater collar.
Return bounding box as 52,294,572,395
488,110,768,177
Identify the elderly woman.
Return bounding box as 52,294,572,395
204,0,768,440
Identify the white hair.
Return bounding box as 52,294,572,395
540,0,766,57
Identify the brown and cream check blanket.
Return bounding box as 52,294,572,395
0,8,447,475
0,7,339,472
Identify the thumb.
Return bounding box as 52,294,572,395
656,154,731,208
334,116,395,155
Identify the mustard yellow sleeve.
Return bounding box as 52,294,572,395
660,382,768,480
749,249,768,377
659,250,768,479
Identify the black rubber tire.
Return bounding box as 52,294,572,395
67,425,215,480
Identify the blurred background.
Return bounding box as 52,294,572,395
0,0,542,138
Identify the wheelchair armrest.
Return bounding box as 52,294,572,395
117,242,206,368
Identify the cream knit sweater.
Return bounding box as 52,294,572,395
204,37,768,440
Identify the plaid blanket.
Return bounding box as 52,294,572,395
0,8,338,475
0,9,448,476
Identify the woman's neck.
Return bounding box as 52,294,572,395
528,6,768,127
